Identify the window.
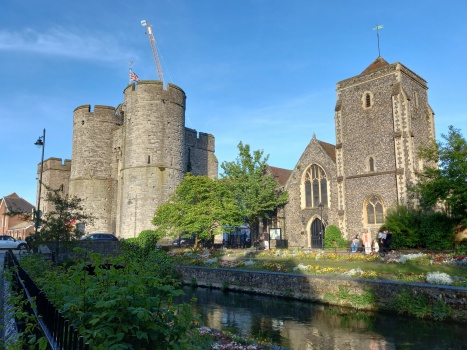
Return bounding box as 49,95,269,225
369,157,374,172
362,91,373,109
304,165,328,207
366,196,384,224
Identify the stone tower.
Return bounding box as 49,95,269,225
69,105,119,234
38,158,71,215
117,81,187,238
334,57,435,238
39,79,216,238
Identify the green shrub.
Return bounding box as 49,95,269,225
138,229,161,255
385,205,421,249
19,252,196,349
324,225,347,248
420,212,455,250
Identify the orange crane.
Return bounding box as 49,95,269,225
141,20,164,84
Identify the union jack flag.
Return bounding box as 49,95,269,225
130,69,139,82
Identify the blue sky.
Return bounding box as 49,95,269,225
1,0,467,205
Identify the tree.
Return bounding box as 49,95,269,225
220,142,288,231
415,126,467,226
36,188,93,256
152,174,240,247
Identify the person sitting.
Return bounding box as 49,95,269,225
372,239,379,254
350,235,360,252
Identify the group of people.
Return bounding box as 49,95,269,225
350,228,391,254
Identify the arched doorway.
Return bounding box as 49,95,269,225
311,218,324,249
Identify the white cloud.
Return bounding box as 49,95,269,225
0,28,133,62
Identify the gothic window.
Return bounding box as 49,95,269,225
304,165,328,208
362,91,374,109
366,196,384,224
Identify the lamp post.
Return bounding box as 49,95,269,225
35,129,46,234
318,202,324,250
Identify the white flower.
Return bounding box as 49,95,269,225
344,268,363,276
204,258,218,265
426,271,453,285
244,259,256,267
293,263,308,271
399,253,424,264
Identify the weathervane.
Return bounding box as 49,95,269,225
373,25,383,57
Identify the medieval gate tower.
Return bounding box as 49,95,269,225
40,80,217,239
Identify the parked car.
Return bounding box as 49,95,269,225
0,235,28,250
81,233,119,241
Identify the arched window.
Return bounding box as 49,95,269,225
366,196,384,224
362,91,373,109
304,165,327,207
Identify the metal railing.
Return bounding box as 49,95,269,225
4,250,90,350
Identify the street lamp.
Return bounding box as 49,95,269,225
35,129,46,234
318,202,324,250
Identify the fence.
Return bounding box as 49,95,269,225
4,250,90,350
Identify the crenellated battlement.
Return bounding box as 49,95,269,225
45,78,216,238
198,132,215,152
123,80,186,109
41,158,72,172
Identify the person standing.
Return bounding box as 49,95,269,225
362,230,372,254
263,231,270,250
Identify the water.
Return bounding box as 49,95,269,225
178,286,467,350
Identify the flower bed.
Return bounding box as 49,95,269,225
170,248,467,287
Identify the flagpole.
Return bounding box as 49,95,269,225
373,25,383,57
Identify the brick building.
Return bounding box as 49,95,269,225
0,193,35,239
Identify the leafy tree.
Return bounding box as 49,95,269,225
220,142,288,232
37,188,93,257
415,126,467,226
152,174,240,247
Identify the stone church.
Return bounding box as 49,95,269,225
267,56,435,248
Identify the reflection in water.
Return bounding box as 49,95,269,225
177,286,467,350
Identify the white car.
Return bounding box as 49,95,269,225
0,235,28,250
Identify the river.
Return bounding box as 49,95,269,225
178,286,467,350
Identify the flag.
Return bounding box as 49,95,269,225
373,25,383,30
130,69,139,82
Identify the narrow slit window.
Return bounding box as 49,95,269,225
365,93,371,108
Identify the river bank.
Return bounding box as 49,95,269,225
177,265,467,322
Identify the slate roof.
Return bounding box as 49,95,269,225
2,193,35,214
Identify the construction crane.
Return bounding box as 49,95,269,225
141,20,164,84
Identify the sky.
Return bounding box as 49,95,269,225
1,0,467,206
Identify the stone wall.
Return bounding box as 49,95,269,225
178,266,467,315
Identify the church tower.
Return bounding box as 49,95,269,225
334,57,435,238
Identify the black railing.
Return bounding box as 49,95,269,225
4,250,90,350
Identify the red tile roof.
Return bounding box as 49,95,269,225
267,166,292,186
361,56,389,75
